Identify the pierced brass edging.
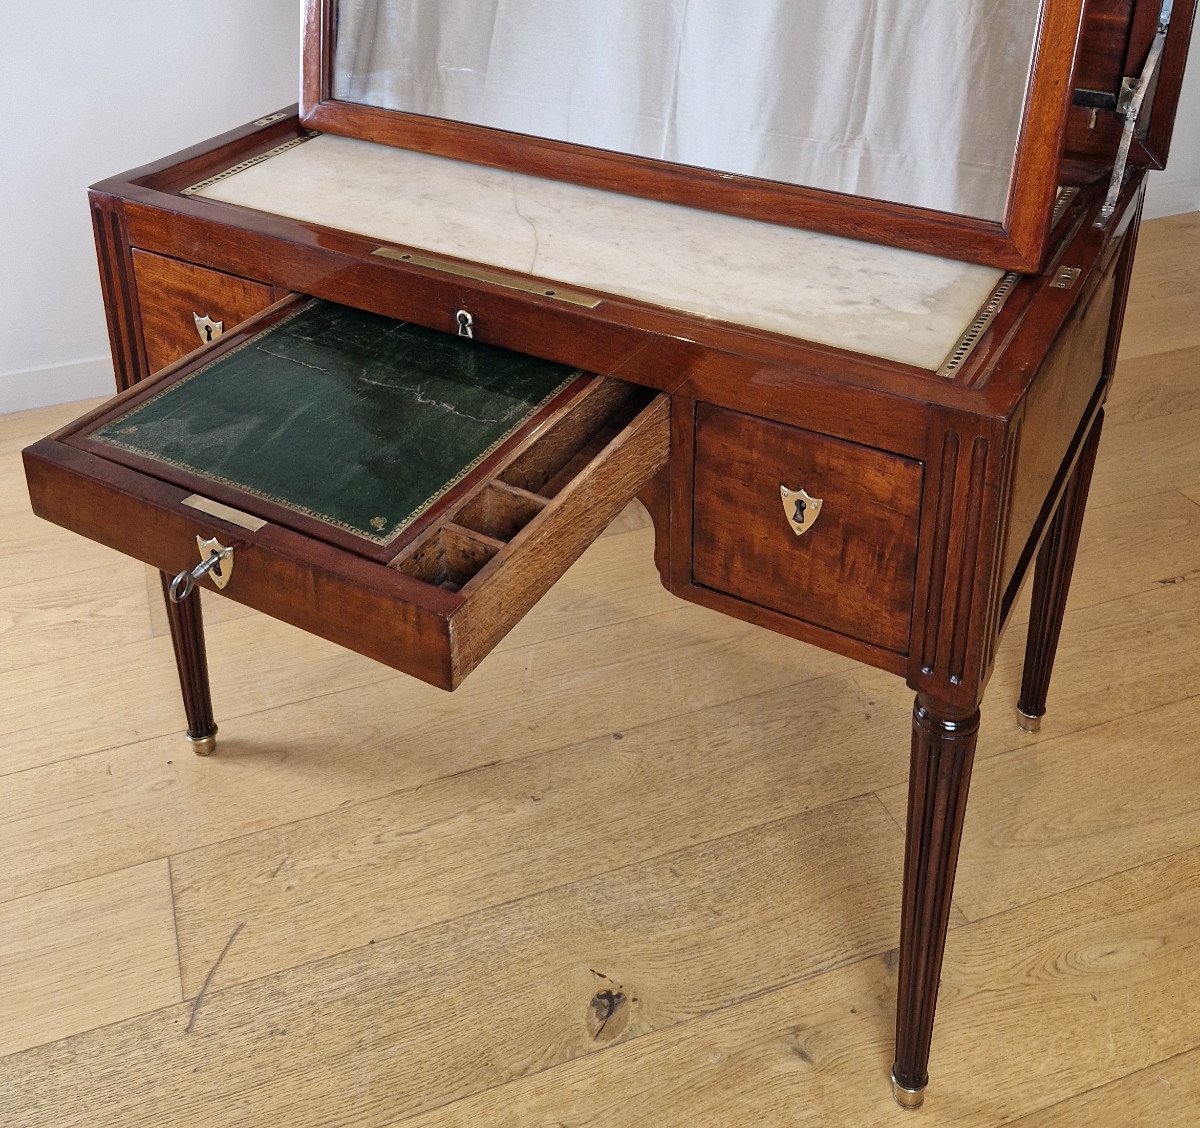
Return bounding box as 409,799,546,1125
936,271,1022,380
937,187,1080,380
181,133,319,197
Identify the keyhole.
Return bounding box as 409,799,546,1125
793,499,806,526
204,325,215,342
456,310,474,339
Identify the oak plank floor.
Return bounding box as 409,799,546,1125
0,212,1198,1125
0,861,180,1057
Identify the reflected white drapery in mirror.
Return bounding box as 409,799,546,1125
332,0,1043,222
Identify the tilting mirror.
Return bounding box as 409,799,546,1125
304,0,1087,268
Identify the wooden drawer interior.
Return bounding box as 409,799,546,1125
394,379,666,677
691,404,923,655
393,380,648,595
131,250,280,373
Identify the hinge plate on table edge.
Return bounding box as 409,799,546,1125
1050,266,1082,290
372,247,604,309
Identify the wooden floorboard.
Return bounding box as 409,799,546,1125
167,668,906,998
1,212,1198,1124
1004,486,1200,626
0,800,905,1127
879,687,1200,923
1007,1047,1200,1128
394,847,1200,1128
1104,343,1200,426
0,602,853,904
0,861,180,1058
1088,407,1200,507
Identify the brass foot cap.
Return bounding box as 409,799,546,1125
1015,706,1043,735
891,1071,926,1110
187,727,218,756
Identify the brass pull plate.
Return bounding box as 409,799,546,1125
182,494,267,532
780,486,823,536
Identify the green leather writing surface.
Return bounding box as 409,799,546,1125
91,301,580,544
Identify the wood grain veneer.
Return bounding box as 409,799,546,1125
692,407,923,656
131,251,279,374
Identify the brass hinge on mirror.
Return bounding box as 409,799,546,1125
1097,0,1174,226
1050,266,1082,290
1116,76,1142,117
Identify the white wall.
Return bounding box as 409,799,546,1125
1,8,1197,414
1145,29,1200,218
0,2,301,414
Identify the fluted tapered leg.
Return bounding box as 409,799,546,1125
159,571,218,755
1017,413,1104,734
892,696,980,1109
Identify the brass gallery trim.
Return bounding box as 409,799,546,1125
936,271,1022,380
937,186,1080,380
181,133,319,197
372,247,605,309
182,494,268,532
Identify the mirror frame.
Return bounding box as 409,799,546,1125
300,0,1086,272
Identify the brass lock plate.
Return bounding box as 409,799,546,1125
197,535,233,588
194,313,225,345
780,486,824,536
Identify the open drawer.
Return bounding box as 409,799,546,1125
23,297,669,690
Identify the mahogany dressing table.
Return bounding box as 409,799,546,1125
21,0,1197,1109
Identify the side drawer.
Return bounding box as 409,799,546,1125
692,404,923,654
132,250,280,372
24,299,669,690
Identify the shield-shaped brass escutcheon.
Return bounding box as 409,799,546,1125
193,313,225,345
196,535,233,589
780,486,823,536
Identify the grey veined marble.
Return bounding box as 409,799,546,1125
196,134,1005,371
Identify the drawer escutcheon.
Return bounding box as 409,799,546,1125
780,485,824,536
193,312,225,344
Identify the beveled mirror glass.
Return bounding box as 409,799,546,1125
332,0,1040,222
303,0,1087,269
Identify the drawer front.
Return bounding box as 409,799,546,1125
692,404,923,654
131,250,278,373
24,300,668,690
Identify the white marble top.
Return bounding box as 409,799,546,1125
194,133,1004,371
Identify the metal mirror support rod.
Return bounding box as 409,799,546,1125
1098,0,1174,225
